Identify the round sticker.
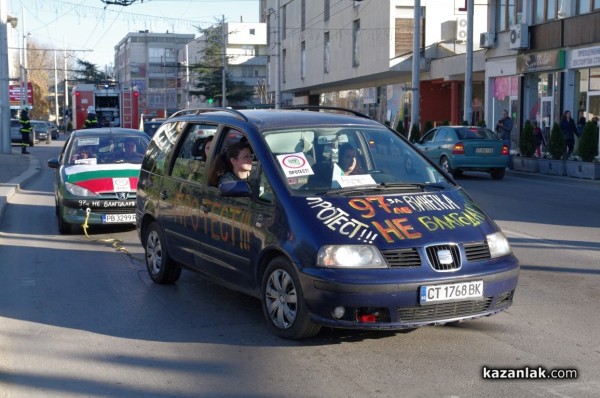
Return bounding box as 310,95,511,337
281,154,306,168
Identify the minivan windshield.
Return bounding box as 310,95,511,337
263,126,452,193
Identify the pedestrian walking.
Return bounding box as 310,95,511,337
560,110,579,159
18,109,32,154
495,109,513,152
533,120,545,158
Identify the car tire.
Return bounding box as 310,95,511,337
490,168,505,180
261,257,321,340
144,222,181,284
57,205,75,234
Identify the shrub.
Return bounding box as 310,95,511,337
577,121,599,162
477,120,487,127
409,124,420,142
395,120,407,137
547,122,565,160
519,120,537,157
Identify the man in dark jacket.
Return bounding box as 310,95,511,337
19,109,32,154
496,110,513,152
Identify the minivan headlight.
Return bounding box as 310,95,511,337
487,232,511,258
317,245,387,268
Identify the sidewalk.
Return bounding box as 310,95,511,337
0,149,42,222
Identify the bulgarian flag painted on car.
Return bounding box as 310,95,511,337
64,164,141,194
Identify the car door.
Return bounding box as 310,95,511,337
157,122,218,269
197,127,265,291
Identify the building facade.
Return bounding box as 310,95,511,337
114,31,195,119
181,22,269,108
483,0,600,153
263,0,491,129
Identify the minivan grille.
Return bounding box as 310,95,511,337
381,248,421,268
464,241,491,262
425,244,461,271
398,298,492,322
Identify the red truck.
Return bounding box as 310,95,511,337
71,83,140,130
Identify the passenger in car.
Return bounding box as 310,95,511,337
337,143,364,175
207,141,253,187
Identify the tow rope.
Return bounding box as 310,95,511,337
81,208,144,261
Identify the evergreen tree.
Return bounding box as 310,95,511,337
189,23,253,106
577,121,599,162
72,59,112,84
395,120,406,137
519,120,537,157
423,121,434,134
547,122,565,160
410,124,420,142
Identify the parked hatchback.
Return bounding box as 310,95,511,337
136,107,519,339
415,126,509,180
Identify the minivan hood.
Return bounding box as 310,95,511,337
293,188,497,249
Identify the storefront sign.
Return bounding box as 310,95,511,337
570,45,600,68
517,50,564,74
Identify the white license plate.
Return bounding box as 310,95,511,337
102,214,136,223
475,147,494,154
420,280,483,304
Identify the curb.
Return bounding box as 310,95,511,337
0,154,42,223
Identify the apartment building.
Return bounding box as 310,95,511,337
484,0,600,148
182,22,269,108
114,31,195,119
263,0,491,127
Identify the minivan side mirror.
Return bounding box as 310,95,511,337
219,180,252,197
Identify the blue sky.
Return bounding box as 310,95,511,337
9,0,260,67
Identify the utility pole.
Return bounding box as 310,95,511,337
463,0,474,125
409,0,421,140
54,50,59,124
1,0,12,153
275,0,281,109
64,37,69,128
221,15,227,108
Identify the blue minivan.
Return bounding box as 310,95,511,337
136,107,519,339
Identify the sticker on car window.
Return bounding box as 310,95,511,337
77,137,100,146
277,152,314,177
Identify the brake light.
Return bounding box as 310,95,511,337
452,142,465,154
501,145,509,155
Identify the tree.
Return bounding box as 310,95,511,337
189,22,253,106
519,120,537,157
18,40,52,120
71,59,112,84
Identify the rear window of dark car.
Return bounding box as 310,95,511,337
456,128,496,140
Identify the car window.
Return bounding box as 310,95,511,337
142,121,184,175
456,127,496,140
170,123,217,183
433,129,448,142
67,135,149,165
263,126,451,193
420,129,437,143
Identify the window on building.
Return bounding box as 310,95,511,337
282,49,286,84
353,20,360,67
532,0,561,23
250,28,256,35
324,0,330,21
301,41,306,79
496,0,525,31
301,0,306,31
282,5,287,40
595,0,600,10
324,32,330,74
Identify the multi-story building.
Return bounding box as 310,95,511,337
181,21,269,108
263,0,491,128
483,0,600,150
114,31,195,119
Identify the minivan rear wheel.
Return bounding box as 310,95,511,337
261,257,321,340
144,222,181,284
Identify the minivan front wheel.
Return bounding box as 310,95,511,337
261,257,321,340
144,222,181,284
